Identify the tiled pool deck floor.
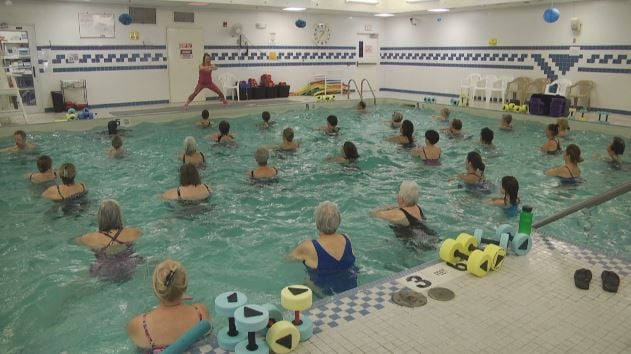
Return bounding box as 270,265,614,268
191,234,630,354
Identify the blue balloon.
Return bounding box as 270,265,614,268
119,13,133,25
543,8,560,23
295,19,306,28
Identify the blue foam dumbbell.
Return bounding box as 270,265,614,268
215,291,248,351
234,304,270,354
473,225,532,256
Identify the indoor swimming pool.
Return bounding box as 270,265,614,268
0,104,629,352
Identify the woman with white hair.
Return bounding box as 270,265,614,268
77,199,143,282
289,201,357,295
248,147,278,179
127,259,210,351
371,181,438,248
180,136,205,167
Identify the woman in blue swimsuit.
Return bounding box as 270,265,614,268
545,144,583,185
289,201,357,295
127,259,210,352
489,176,521,217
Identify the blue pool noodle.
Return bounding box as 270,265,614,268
162,320,211,354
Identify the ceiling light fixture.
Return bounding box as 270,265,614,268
374,13,394,17
406,0,433,3
187,2,209,5
427,8,450,13
346,0,379,4
282,7,306,12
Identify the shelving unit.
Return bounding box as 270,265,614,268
61,80,88,107
0,29,38,111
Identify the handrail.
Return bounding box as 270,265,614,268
347,79,361,101
360,78,377,105
532,181,631,229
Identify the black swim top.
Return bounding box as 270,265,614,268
176,184,211,200
546,138,562,155
421,147,441,161
467,171,484,183
99,229,126,251
400,206,426,227
559,165,580,185
182,152,205,164
56,183,86,201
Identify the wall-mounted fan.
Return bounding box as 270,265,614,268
229,23,243,37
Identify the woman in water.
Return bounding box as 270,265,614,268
25,155,57,184
181,136,205,167
163,164,212,201
127,259,210,351
545,144,583,185
540,123,562,154
557,118,570,138
289,201,357,295
370,181,438,248
327,141,359,163
108,135,125,158
183,53,227,109
412,130,441,165
457,151,487,186
42,163,87,201
488,176,521,217
77,199,143,282
387,119,415,147
207,120,235,144
248,147,278,179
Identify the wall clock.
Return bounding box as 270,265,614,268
313,23,331,46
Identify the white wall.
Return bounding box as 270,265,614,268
380,0,631,113
0,1,383,109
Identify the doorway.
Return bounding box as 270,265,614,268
166,27,203,103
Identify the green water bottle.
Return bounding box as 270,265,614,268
518,205,533,235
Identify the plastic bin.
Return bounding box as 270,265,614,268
51,91,65,112
277,85,290,98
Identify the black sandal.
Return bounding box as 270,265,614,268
601,271,620,293
574,268,592,290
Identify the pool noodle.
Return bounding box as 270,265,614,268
162,320,211,354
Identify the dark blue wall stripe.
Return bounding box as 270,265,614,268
577,67,631,74
380,62,533,70
37,45,166,50
205,45,355,50
52,65,167,73
45,99,170,112
381,46,572,51
587,107,631,116
219,62,354,68
380,87,458,98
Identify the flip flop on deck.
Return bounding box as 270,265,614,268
601,271,620,293
574,268,592,290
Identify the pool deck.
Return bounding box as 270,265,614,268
190,233,630,354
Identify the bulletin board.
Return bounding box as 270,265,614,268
79,13,115,38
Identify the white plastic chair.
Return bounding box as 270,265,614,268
488,76,514,104
545,79,572,97
471,75,498,107
218,73,240,101
460,73,481,98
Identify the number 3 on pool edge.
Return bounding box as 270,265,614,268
406,275,432,288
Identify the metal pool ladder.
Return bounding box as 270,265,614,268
532,181,631,229
346,78,377,105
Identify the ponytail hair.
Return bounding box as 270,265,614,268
547,123,559,137
466,151,485,172
401,120,414,142
201,53,211,65
152,259,188,303
501,176,519,206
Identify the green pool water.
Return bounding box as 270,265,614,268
0,104,629,352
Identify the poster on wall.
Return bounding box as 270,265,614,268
357,34,379,64
179,42,193,59
79,13,115,38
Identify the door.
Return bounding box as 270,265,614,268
166,27,203,103
355,33,379,101
0,25,42,113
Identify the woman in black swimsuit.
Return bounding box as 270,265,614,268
249,147,278,179
25,155,57,184
541,123,562,154
181,136,205,167
77,199,143,282
163,164,212,201
207,120,235,144
41,163,87,201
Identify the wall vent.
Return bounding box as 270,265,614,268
174,12,195,23
129,7,157,24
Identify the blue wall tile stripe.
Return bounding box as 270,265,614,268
37,45,166,50
381,45,631,51
52,65,167,73
578,67,631,74
44,99,170,112
380,62,533,70
219,62,354,68
205,45,355,50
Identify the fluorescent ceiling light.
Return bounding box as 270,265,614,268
406,0,433,2
427,8,450,12
188,2,208,5
347,0,379,4
374,13,394,17
282,7,306,11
